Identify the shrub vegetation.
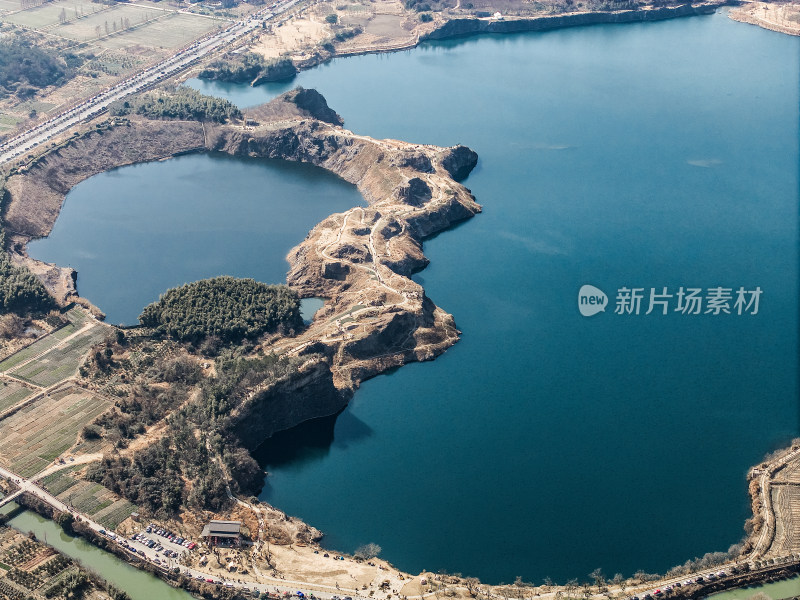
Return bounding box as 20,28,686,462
198,53,296,84
108,87,242,123
0,176,56,315
0,38,74,99
87,351,310,515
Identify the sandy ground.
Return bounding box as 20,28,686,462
252,15,333,59
729,1,800,35
249,0,427,62
181,539,439,600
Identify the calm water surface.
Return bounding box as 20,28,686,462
33,9,800,585
246,11,799,584
28,154,363,325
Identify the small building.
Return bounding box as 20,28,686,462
201,520,242,547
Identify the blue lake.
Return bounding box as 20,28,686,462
28,154,364,325
34,8,800,585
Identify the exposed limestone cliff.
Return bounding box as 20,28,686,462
422,2,725,40
231,356,348,449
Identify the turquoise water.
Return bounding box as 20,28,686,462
31,8,800,586
28,154,364,325
300,297,325,324
6,509,192,600
247,11,799,584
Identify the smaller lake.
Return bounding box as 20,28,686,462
28,153,364,325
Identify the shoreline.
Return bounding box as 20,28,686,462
268,2,730,73
5,441,800,600
728,2,800,36
0,7,796,598
4,106,800,598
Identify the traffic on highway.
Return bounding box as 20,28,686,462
0,0,302,166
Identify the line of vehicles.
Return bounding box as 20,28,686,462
0,0,302,165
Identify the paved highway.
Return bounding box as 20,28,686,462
0,0,303,166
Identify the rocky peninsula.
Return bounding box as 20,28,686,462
3,88,479,428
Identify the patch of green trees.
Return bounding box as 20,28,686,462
0,177,56,315
0,38,75,100
139,276,302,344
198,53,296,84
108,87,242,123
0,247,56,314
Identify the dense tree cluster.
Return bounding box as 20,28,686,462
108,87,242,123
0,38,75,100
107,585,132,600
43,570,87,599
139,276,302,344
0,176,56,315
198,54,295,84
331,25,362,42
0,209,56,316
0,253,55,314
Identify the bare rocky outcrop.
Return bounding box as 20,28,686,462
283,87,343,126
440,145,478,181
3,88,480,429
231,356,346,449
422,2,726,41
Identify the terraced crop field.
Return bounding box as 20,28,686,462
0,386,111,478
0,527,100,598
0,324,78,373
770,484,800,556
0,308,103,381
0,0,22,13
10,325,107,387
2,0,107,29
54,3,168,40
0,381,34,413
40,470,137,530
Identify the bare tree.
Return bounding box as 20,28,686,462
581,583,592,600
465,578,480,597
354,543,382,560
590,568,606,592
565,579,578,600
